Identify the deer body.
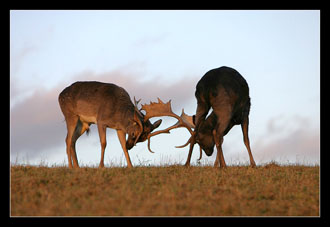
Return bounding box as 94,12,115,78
58,81,160,168
133,66,256,168
186,66,256,167
59,82,135,129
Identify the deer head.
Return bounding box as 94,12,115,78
126,97,162,150
191,113,217,156
125,108,144,150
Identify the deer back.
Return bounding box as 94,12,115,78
195,66,250,125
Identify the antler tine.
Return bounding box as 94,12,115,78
198,146,202,161
174,124,202,162
146,120,193,153
133,96,142,109
179,108,194,129
175,136,192,148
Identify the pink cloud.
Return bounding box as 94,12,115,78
10,85,65,159
253,115,320,165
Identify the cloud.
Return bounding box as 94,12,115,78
10,45,38,76
252,115,320,165
10,69,199,163
10,44,41,108
10,85,65,161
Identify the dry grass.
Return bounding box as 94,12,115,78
10,163,319,216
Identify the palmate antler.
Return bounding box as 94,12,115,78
141,98,202,161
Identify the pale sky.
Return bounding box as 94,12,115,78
10,10,320,166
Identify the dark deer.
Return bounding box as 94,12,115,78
144,66,256,168
58,81,162,168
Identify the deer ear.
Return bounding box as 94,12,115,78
152,119,162,130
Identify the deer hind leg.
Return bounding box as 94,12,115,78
241,116,256,167
64,115,79,168
116,129,133,168
70,120,90,168
97,124,107,168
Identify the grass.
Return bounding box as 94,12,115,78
10,163,319,216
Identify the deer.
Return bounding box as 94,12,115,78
58,81,162,168
143,66,256,168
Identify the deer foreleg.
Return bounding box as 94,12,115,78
65,134,73,168
212,129,226,168
97,124,107,168
117,130,133,168
194,101,210,134
184,139,196,167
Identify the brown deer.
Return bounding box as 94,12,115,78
58,81,162,168
144,66,256,168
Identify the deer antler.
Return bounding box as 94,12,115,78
133,96,141,110
141,98,194,153
141,98,203,161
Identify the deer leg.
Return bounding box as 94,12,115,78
212,105,231,168
194,101,210,134
70,120,90,168
241,116,256,168
64,115,79,169
183,102,209,167
65,134,73,168
97,124,107,168
213,129,226,168
70,120,82,168
117,130,133,168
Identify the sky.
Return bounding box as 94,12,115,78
10,10,320,167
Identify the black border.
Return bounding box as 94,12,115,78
7,6,326,225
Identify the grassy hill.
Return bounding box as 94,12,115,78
10,163,319,216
